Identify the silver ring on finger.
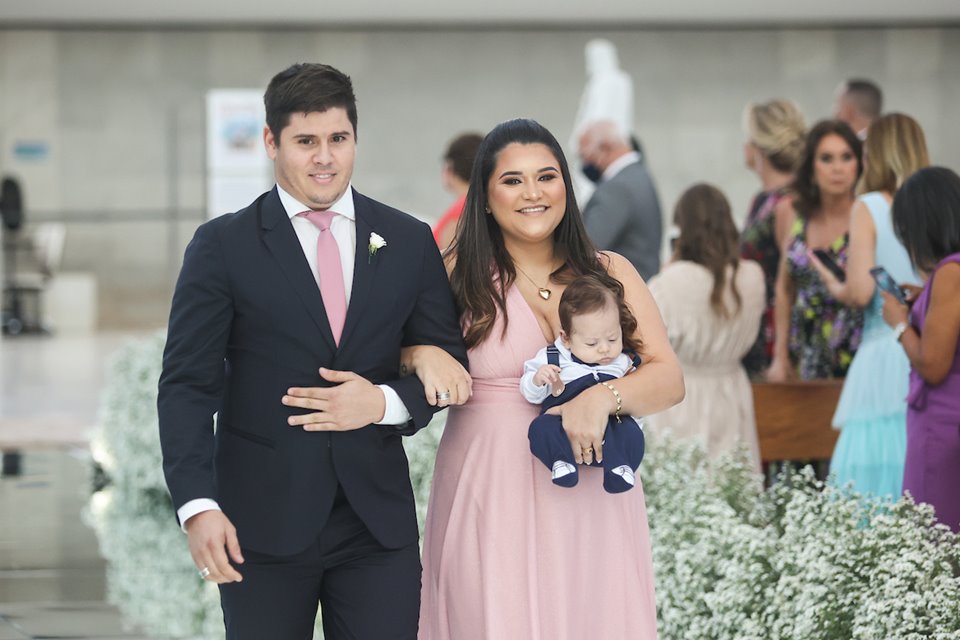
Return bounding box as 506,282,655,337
436,391,451,402
198,566,211,579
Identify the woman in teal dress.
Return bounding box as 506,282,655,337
809,113,930,499
768,120,864,382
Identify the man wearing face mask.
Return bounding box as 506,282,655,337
578,120,663,281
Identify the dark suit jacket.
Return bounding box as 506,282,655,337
581,161,663,281
158,187,467,556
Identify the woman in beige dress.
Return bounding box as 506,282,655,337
647,183,765,469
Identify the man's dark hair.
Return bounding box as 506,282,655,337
444,133,484,182
264,63,357,141
843,79,883,119
892,166,960,274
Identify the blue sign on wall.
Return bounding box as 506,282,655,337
13,141,50,161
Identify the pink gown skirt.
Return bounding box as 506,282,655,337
419,286,658,639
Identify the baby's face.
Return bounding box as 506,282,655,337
562,303,623,365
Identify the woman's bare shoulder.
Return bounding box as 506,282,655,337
600,250,644,285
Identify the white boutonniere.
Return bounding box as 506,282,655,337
368,232,386,263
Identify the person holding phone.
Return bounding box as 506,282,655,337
882,167,960,532
767,120,864,382
807,113,929,500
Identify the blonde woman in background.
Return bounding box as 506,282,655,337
739,99,807,377
809,113,930,499
647,184,765,469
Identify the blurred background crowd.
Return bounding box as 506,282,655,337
1,4,959,635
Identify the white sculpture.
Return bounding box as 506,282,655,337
569,39,634,204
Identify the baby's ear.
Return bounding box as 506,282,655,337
559,330,570,347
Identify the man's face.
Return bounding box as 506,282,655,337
264,108,356,210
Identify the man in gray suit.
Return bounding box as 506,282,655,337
578,121,663,281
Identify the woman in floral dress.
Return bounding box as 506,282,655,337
768,120,865,381
739,99,807,377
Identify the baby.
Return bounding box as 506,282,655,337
520,275,645,493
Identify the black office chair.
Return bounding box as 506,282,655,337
1,176,37,335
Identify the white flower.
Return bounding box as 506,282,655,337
368,232,386,262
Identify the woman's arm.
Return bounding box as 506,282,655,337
883,263,960,385
547,252,684,465
395,251,472,405
399,345,471,406
605,252,685,416
772,197,796,251
808,200,877,307
766,250,796,381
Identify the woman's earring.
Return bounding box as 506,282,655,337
485,206,491,214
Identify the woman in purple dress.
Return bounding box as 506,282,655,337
881,166,960,532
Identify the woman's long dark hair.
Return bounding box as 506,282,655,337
892,166,960,273
448,118,632,349
673,183,742,318
791,119,863,218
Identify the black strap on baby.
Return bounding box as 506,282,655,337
546,345,560,367
628,351,642,369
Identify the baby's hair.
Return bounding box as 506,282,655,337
558,275,641,353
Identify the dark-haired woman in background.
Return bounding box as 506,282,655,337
647,184,765,469
739,99,807,377
882,166,960,531
809,113,929,499
767,120,865,381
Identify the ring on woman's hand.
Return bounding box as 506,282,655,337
436,391,451,402
583,447,593,454
198,567,211,579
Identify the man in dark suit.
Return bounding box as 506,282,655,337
578,121,663,281
158,63,467,639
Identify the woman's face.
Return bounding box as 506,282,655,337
812,133,859,198
486,142,567,246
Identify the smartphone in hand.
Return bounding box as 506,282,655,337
869,266,908,305
812,248,846,282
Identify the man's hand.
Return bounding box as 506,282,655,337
283,368,386,431
185,510,243,584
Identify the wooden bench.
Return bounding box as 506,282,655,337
752,380,843,465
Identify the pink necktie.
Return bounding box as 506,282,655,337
299,210,346,344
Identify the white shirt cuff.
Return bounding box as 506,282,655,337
177,498,221,533
376,384,412,425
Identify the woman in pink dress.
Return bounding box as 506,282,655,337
408,119,684,639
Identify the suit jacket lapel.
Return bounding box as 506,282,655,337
340,190,377,348
259,188,338,352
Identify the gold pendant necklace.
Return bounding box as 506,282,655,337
515,264,552,300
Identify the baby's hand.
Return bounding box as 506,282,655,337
534,364,564,397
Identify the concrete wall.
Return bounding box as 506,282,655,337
1,26,958,328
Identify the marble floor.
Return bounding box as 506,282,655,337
1,332,154,639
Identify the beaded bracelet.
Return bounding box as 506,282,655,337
600,381,622,423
